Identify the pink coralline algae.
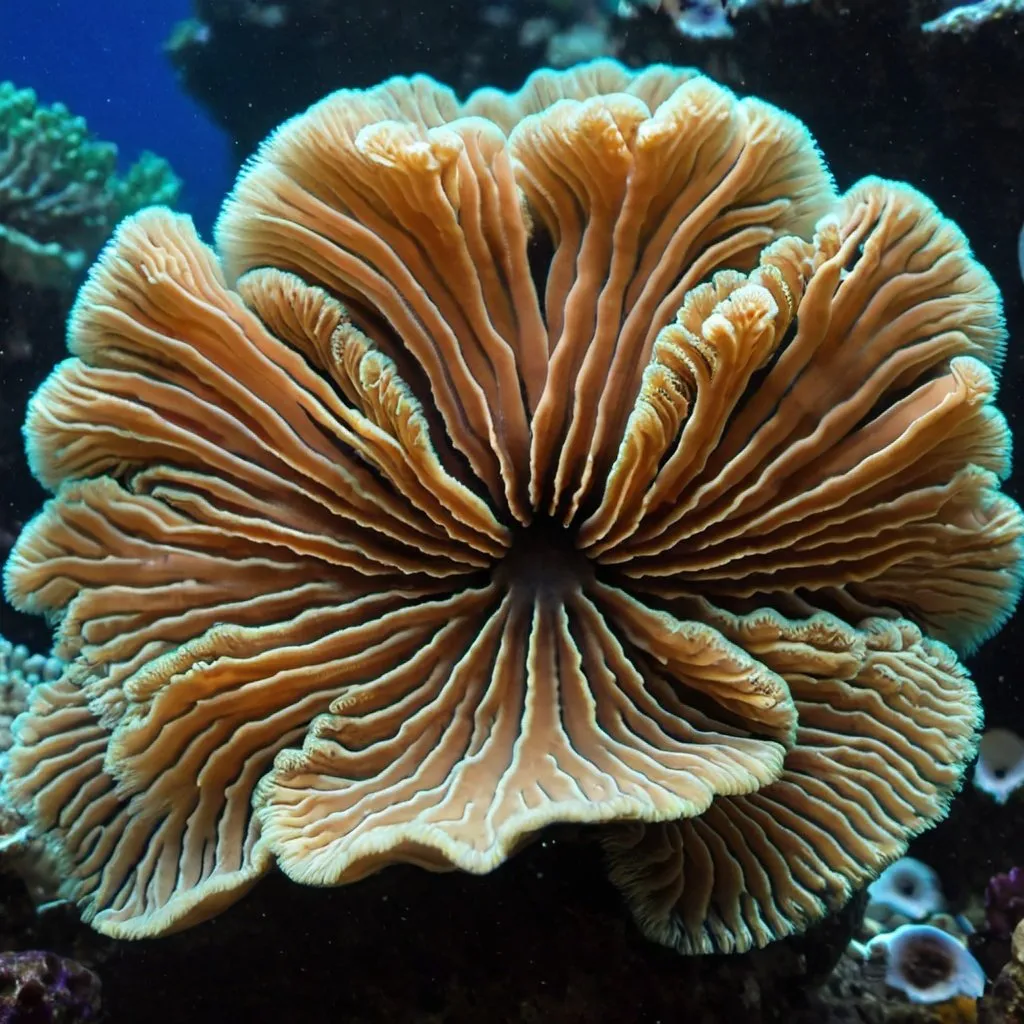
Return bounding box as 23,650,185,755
0,951,100,1024
985,867,1024,940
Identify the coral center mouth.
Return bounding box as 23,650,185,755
903,940,956,991
493,519,593,598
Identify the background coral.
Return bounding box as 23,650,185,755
974,729,1024,804
0,82,181,656
0,637,61,755
979,918,1024,1023
0,950,101,1024
868,859,947,923
986,868,1024,941
0,637,64,910
865,923,986,1005
0,82,179,290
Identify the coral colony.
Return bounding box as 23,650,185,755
867,858,946,921
866,924,986,1005
986,867,1024,940
2,61,1021,961
0,82,179,291
974,728,1024,803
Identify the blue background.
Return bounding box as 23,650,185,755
0,0,231,234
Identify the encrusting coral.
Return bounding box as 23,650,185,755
3,60,1021,952
0,81,180,290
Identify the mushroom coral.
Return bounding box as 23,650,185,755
3,60,1021,949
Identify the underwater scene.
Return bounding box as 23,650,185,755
1,1,1023,1021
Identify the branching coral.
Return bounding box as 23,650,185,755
2,60,1020,951
0,637,62,754
0,638,62,893
0,82,180,290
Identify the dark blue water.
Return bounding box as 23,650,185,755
0,0,230,234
